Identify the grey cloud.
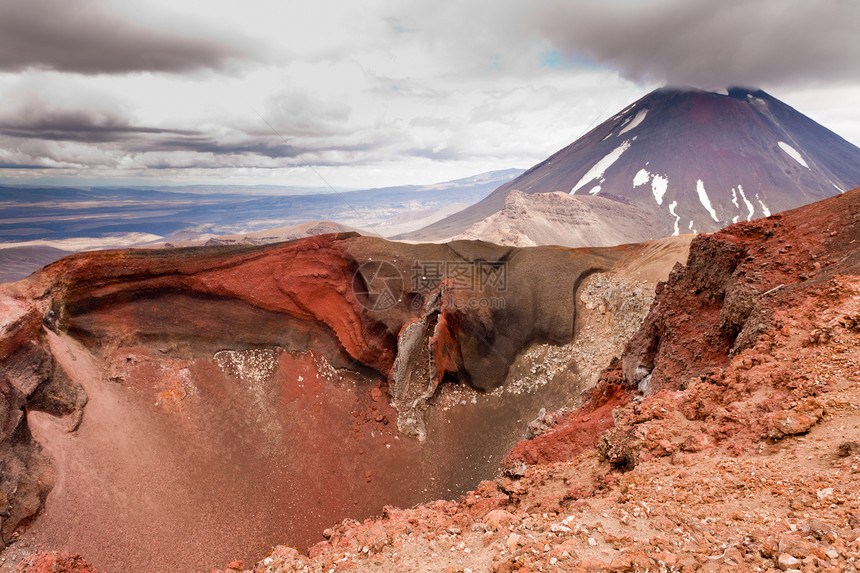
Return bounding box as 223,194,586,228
0,105,298,159
134,138,390,170
386,0,548,78
145,137,300,159
405,147,467,162
0,0,255,74
409,116,452,128
0,99,403,170
537,0,860,88
0,100,302,158
0,163,54,169
147,131,387,163
0,107,196,143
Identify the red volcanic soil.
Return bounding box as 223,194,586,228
506,186,860,474
503,376,628,468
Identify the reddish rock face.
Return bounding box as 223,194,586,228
502,377,628,469
0,288,87,546
621,187,860,394
500,188,860,478
0,232,683,572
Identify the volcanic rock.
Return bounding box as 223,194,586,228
15,553,100,573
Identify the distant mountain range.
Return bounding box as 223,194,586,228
0,169,522,282
0,169,523,283
402,87,860,245
0,169,522,245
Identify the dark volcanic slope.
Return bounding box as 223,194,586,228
406,87,860,242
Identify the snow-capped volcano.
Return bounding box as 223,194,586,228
403,87,860,243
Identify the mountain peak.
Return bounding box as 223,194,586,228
639,85,772,104
405,85,860,243
726,85,767,98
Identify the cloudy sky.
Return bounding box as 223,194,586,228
0,0,858,190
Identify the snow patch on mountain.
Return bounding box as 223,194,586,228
571,140,631,194
778,141,810,169
589,185,602,195
696,180,719,222
651,175,668,205
633,168,668,205
737,185,755,220
756,194,771,217
833,183,845,194
668,201,680,236
618,109,648,135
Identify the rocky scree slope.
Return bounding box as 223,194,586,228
171,188,860,573
448,190,668,248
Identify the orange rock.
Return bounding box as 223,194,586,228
16,553,100,573
483,509,518,532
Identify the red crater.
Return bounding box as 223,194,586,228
0,232,682,571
